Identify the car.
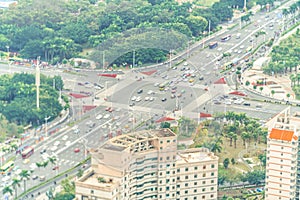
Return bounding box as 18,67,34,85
135,96,142,102
54,141,60,146
137,89,143,94
149,97,154,101
243,102,251,106
147,90,154,95
62,135,68,141
65,141,71,146
183,62,188,66
23,159,30,164
74,148,80,153
108,107,114,112
74,129,80,134
144,96,150,101
217,47,222,51
161,98,167,102
240,45,244,49
32,175,38,180
103,114,110,119
51,146,58,151
131,96,137,101
39,176,46,181
171,94,176,99
40,148,47,154
105,107,111,111
52,166,59,170
199,75,204,81
96,114,103,120
129,102,135,107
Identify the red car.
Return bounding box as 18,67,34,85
105,107,111,111
74,148,80,153
52,166,59,170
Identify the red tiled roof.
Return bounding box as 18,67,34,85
141,70,157,76
214,77,226,84
269,128,296,141
83,105,97,112
97,73,117,78
69,93,89,99
155,116,175,123
200,113,212,118
229,91,247,96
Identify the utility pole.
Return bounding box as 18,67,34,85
36,57,40,109
132,50,135,69
102,51,105,71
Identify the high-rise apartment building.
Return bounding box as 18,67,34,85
265,107,300,200
75,129,218,200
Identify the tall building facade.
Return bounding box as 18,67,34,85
265,107,300,200
75,129,218,200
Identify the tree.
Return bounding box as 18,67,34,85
259,86,264,93
19,169,30,192
271,90,275,98
12,178,21,199
245,80,250,86
287,93,291,101
231,158,235,165
223,158,230,169
241,170,265,185
2,186,13,197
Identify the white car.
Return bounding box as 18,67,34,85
131,96,137,101
149,97,154,101
54,141,60,146
62,135,68,141
51,146,58,152
96,114,103,120
103,114,110,119
65,141,71,147
240,45,244,49
147,90,154,95
135,96,141,102
145,96,150,101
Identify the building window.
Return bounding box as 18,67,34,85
160,180,162,184
91,190,94,194
194,182,198,186
160,188,162,191
211,187,214,190
166,186,170,191
185,176,188,179
194,197,197,200
211,172,214,176
167,140,170,143
203,173,206,177
177,177,180,180
194,166,198,170
160,147,163,150
177,169,180,172
203,165,206,169
194,189,197,193
211,180,214,183
185,167,189,172
210,194,214,198
185,183,188,187
202,196,205,199
166,171,170,175
167,156,170,160
160,141,163,144
185,191,188,194
202,188,206,192
160,172,163,176
160,157,163,161
194,175,198,178
202,181,206,184
211,164,215,168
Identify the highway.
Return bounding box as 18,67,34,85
0,0,300,198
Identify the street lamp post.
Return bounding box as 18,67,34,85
6,46,10,74
45,116,51,137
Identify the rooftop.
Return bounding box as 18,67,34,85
177,148,218,164
269,128,298,142
100,129,176,152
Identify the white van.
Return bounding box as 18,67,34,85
236,33,241,39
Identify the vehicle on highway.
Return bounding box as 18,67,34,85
74,128,80,134
161,98,167,102
103,114,110,119
62,135,69,141
105,107,111,111
149,97,154,101
129,102,135,107
74,148,80,153
135,96,142,102
21,146,34,159
144,96,150,101
54,141,60,146
243,102,251,106
39,176,46,181
0,161,14,175
199,75,204,80
137,89,143,94
221,34,231,42
236,33,241,39
52,166,59,170
51,146,58,152
96,114,103,120
23,159,30,164
40,148,47,154
208,41,218,49
32,175,38,180
131,96,137,101
159,81,169,91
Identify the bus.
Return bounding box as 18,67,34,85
0,161,14,175
221,35,231,42
208,42,218,49
159,81,169,91
21,146,34,159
